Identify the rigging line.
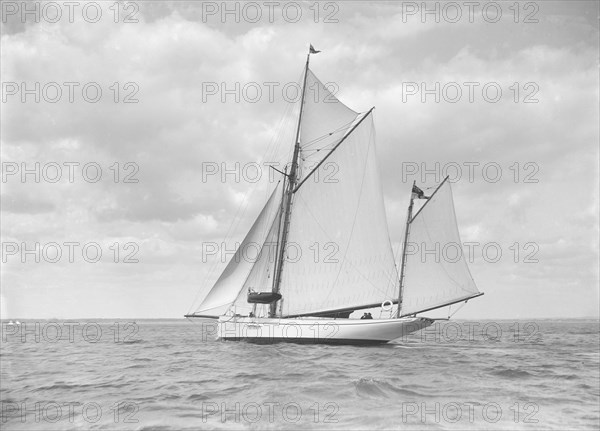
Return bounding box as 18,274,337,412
187,207,246,313
189,179,261,313
190,127,286,314
302,125,349,148
191,69,302,314
257,68,303,182
393,237,403,283
447,300,468,319
300,118,359,149
392,193,407,270
294,109,373,193
300,146,338,160
302,143,337,152
220,76,298,248
302,148,335,156
272,69,305,167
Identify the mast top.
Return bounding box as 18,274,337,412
308,43,321,62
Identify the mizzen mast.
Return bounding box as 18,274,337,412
396,181,416,318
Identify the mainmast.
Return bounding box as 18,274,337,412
396,180,416,318
270,46,312,317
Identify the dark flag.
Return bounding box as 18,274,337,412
412,184,430,199
309,44,321,54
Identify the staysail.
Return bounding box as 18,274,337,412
399,179,482,316
228,201,283,316
192,184,282,317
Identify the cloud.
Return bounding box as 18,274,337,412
1,1,597,318
1,192,55,214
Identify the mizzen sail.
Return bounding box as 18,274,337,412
399,179,481,316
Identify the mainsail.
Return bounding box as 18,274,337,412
279,89,400,316
399,178,482,316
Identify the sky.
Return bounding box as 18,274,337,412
1,1,598,319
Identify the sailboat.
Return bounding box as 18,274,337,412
185,46,483,344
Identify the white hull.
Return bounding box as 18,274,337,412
217,316,434,344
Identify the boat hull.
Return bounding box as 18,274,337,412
216,316,434,345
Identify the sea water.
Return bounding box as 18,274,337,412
0,319,598,430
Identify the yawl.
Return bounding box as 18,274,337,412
186,46,483,344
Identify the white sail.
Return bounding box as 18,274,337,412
400,180,481,316
193,184,282,317
277,72,400,316
228,204,283,316
299,70,359,158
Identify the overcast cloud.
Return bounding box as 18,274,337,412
1,1,598,319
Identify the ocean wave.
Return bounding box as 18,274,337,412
353,378,426,398
490,368,533,379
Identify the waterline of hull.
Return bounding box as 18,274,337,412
216,316,434,345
